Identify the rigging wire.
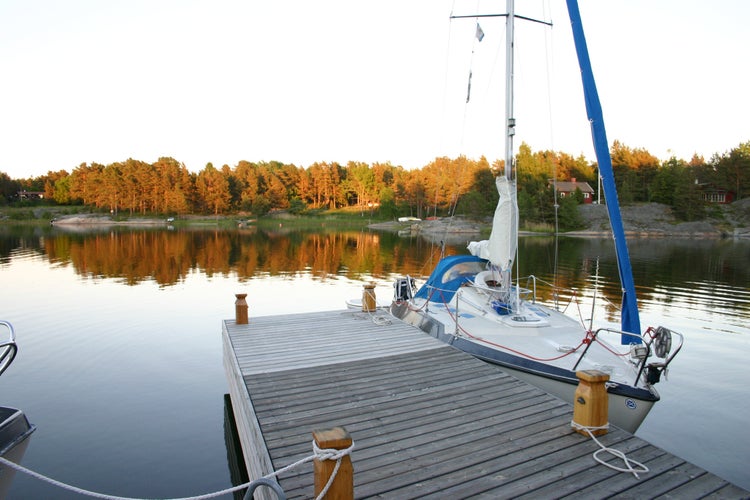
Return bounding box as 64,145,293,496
441,2,483,234
542,0,562,306
427,5,458,259
450,9,507,221
451,4,483,220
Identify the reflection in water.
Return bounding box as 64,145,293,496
0,225,748,493
1,226,445,286
515,236,750,331
1,226,748,329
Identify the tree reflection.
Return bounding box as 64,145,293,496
28,228,446,286
1,226,748,320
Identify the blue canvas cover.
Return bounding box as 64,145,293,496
566,0,642,342
414,255,488,303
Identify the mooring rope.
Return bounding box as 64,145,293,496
348,308,392,326
570,421,649,479
361,288,392,326
369,313,392,326
0,440,355,500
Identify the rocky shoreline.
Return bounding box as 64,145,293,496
575,200,750,238
42,199,750,238
51,214,167,225
369,200,750,239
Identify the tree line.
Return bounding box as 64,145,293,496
1,140,748,228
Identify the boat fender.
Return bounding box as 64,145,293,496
653,326,672,358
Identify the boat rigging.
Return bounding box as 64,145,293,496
388,0,683,433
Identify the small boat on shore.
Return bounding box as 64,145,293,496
0,320,36,497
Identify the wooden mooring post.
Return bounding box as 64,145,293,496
235,293,248,325
313,427,353,499
572,369,609,436
362,283,376,312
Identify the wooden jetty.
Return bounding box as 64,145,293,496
223,309,748,499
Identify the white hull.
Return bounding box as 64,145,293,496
392,299,658,433
494,362,656,433
388,256,674,434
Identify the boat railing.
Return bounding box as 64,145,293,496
521,275,538,303
519,275,573,306
524,275,622,316
0,320,18,378
472,281,535,303
572,326,684,387
423,284,461,305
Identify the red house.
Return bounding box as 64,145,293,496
17,190,45,200
553,178,596,204
697,183,735,204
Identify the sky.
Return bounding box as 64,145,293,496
1,0,748,179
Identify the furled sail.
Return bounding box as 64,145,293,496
566,0,641,342
467,176,518,271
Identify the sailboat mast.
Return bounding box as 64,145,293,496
504,0,515,180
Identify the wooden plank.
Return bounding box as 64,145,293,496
473,437,656,499
667,473,746,498
222,311,750,499
221,328,278,500
707,484,750,499
559,452,688,499
261,381,541,448
256,355,575,496
226,310,445,375
508,439,659,499
279,397,572,490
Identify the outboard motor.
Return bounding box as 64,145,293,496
393,276,415,302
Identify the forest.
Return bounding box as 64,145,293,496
1,140,748,230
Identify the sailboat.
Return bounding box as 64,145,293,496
389,0,682,433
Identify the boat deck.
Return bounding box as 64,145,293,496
223,309,748,499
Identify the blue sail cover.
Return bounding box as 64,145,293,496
566,0,642,343
414,255,487,303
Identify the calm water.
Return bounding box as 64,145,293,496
0,224,748,497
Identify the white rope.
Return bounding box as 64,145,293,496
570,421,649,479
369,312,392,326
362,289,391,326
349,308,392,326
310,440,354,500
0,440,355,500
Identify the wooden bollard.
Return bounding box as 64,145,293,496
572,370,610,436
313,427,353,499
362,283,376,312
235,293,248,325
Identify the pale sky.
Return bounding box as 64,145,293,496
1,0,747,179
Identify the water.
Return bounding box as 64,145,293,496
0,225,748,497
